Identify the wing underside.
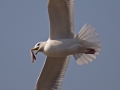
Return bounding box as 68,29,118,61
48,0,74,39
35,56,70,90
35,0,74,89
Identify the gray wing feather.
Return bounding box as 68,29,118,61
35,56,70,90
48,0,74,39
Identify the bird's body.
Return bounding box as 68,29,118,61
30,0,101,90
43,39,84,57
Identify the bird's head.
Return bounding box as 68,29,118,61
30,41,46,63
31,42,42,54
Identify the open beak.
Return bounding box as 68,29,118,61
31,47,39,51
31,47,39,55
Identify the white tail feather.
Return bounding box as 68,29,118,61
73,24,101,65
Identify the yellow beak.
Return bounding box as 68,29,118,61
31,47,39,55
31,47,39,51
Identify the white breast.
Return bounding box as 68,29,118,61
43,39,82,57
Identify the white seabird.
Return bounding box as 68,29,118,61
30,0,101,90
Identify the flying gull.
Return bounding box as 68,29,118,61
30,0,101,90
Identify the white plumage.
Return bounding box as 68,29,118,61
73,24,101,65
30,0,101,90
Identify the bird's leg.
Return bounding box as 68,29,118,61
85,48,95,54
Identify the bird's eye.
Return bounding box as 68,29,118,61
37,43,40,46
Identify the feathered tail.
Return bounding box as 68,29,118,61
73,24,101,65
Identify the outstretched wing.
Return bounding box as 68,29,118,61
48,0,74,39
35,56,70,90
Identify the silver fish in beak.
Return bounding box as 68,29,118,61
30,47,38,63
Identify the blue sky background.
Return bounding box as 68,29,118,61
0,0,120,90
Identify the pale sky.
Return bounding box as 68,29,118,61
0,0,120,90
